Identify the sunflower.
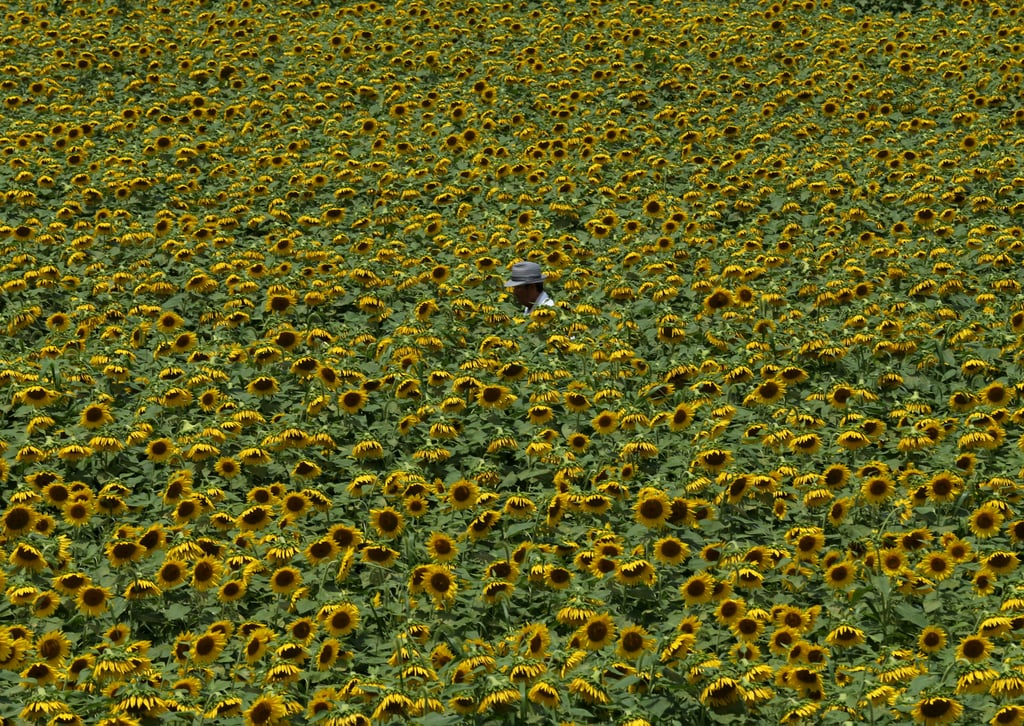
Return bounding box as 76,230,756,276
18,386,59,407
53,571,90,595
444,479,478,511
577,614,616,650
214,457,241,479
328,523,363,550
145,438,177,463
319,603,360,637
791,531,825,561
788,433,822,455
218,580,247,603
629,487,670,529
653,536,689,565
246,376,279,397
732,615,765,643
31,591,60,618
9,543,47,571
926,472,962,503
826,497,853,526
370,507,405,539
266,564,303,596
156,311,184,333
76,585,111,617
917,552,954,581
680,573,715,606
694,448,732,473
237,505,273,531
191,557,221,592
591,410,619,434
991,706,1024,726
2,504,36,537
616,625,654,660
746,380,786,405
79,402,114,429
423,566,458,605
879,548,908,577
969,505,1003,538
244,695,289,726
476,384,515,409
351,439,384,459
35,630,71,664
822,560,857,590
668,402,695,431
339,389,368,414
911,696,962,726
315,638,341,671
191,631,228,665
528,405,554,425
701,677,745,708
564,391,590,413
985,551,1020,576
918,627,947,654
955,634,993,664
861,475,895,505
703,288,733,313
362,545,400,568
826,625,865,648
304,538,338,566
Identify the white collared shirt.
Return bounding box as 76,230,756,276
525,291,555,314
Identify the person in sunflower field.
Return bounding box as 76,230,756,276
504,261,555,314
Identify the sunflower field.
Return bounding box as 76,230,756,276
1,0,1024,723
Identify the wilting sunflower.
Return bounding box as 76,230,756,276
246,376,279,397
362,545,400,568
694,448,733,473
826,625,865,648
701,677,745,708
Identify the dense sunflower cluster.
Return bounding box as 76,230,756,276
1,0,1024,723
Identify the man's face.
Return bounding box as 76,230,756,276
512,283,539,307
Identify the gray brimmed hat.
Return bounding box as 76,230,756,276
504,261,546,287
